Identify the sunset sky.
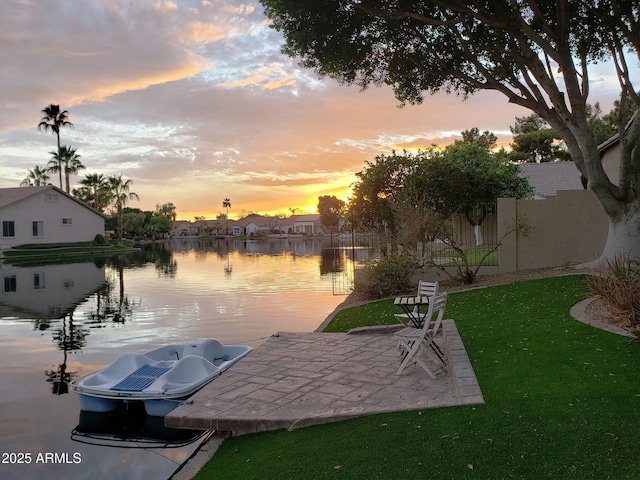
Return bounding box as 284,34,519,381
0,0,629,220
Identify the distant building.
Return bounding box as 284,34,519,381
517,162,585,198
170,220,191,237
0,185,105,250
279,214,324,235
232,214,278,236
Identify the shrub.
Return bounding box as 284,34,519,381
587,254,640,331
355,253,415,299
93,234,107,245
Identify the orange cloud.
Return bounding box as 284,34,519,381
181,21,232,44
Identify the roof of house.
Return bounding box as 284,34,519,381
0,185,106,217
290,214,321,223
596,118,634,155
235,214,273,227
518,162,585,197
598,133,620,155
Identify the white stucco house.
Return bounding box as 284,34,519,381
232,214,277,236
0,185,105,250
283,214,325,235
170,220,191,237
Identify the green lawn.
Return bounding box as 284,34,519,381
432,245,498,266
195,275,640,479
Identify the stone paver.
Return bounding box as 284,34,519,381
165,320,483,436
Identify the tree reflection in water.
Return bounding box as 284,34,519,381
86,274,133,325
45,312,88,395
320,247,344,275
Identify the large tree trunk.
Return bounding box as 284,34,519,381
595,202,640,266
546,112,640,268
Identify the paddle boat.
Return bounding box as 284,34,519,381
71,338,252,417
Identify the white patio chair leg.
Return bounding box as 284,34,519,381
415,356,437,379
396,344,422,375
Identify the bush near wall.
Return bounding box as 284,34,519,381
354,254,415,299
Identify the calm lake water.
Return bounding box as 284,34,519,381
0,237,370,480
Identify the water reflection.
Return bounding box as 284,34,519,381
45,312,88,395
0,261,106,320
85,272,134,326
0,262,103,396
71,405,212,449
0,236,374,395
0,237,375,480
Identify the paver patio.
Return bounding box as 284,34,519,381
165,320,483,436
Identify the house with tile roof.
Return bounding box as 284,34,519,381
518,128,627,198
232,214,279,236
170,220,191,237
517,162,585,198
279,214,325,235
0,185,105,249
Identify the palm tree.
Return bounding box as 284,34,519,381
107,175,139,242
223,198,231,235
48,145,84,193
20,165,50,186
194,215,206,236
38,104,73,189
80,173,109,212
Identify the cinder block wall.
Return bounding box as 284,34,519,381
498,190,608,272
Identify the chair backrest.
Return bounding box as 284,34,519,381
428,291,447,336
417,280,439,297
414,291,447,341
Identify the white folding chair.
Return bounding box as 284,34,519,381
393,291,448,378
393,280,439,327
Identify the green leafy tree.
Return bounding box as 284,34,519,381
408,144,532,219
318,195,346,231
588,98,639,146
107,175,139,242
406,143,532,250
20,165,50,186
348,152,418,237
155,202,177,221
38,104,73,189
509,114,568,163
457,127,497,150
122,211,146,238
587,103,617,147
146,214,172,239
400,144,532,283
262,0,640,264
